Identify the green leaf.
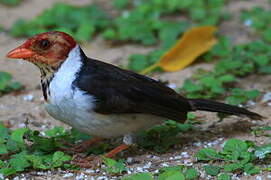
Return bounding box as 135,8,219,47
203,165,220,176
11,128,28,144
222,139,248,153
45,126,67,137
263,29,271,42
157,170,185,180
0,144,8,154
128,54,149,72
243,163,261,175
52,151,71,167
75,21,95,41
122,172,153,180
9,153,31,171
0,167,17,176
103,157,127,174
0,72,12,91
218,173,231,180
223,163,243,172
0,0,21,6
196,148,219,161
184,168,199,180
113,0,129,9
0,123,9,139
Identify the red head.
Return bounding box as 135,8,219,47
6,31,76,68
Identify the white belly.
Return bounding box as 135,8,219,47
45,100,165,138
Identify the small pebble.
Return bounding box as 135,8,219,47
75,173,85,180
168,83,177,89
262,92,271,103
23,94,34,102
126,157,133,163
181,152,189,158
97,176,108,180
136,167,143,172
18,123,26,128
174,155,182,160
193,142,202,147
63,173,74,178
143,162,152,169
183,159,193,166
122,11,130,18
244,19,252,26
85,169,95,173
247,100,256,106
153,169,159,173
256,176,263,180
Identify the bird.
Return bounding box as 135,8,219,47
6,31,262,160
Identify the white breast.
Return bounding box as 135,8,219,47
45,46,165,138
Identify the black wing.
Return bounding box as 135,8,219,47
73,50,192,122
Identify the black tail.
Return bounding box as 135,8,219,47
189,98,262,120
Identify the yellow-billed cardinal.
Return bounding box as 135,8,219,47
7,31,261,158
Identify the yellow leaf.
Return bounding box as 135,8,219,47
140,26,217,74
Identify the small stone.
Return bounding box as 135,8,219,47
183,159,193,166
13,177,20,180
247,100,256,106
97,176,108,180
262,92,271,103
127,169,132,174
244,19,252,26
23,94,34,102
143,162,152,169
63,173,74,178
168,83,177,89
161,163,169,167
85,169,95,173
193,142,202,147
174,155,182,160
181,152,189,158
18,123,26,128
75,173,85,180
154,169,159,173
40,131,46,136
136,167,144,172
126,157,133,163
256,176,263,180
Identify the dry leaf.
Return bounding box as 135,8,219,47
141,26,217,74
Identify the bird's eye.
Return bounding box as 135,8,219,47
38,39,51,49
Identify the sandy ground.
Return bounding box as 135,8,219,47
1,0,271,179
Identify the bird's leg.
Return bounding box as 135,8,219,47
62,137,102,153
105,133,134,158
71,134,134,168
105,144,130,158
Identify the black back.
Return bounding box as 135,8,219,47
73,49,192,122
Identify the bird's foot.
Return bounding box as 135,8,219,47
61,138,102,153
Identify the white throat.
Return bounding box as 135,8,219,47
48,45,82,103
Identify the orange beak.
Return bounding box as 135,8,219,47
6,46,34,59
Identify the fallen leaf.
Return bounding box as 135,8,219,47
140,26,217,74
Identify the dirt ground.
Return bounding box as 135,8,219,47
1,0,271,179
